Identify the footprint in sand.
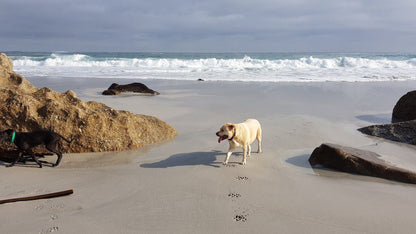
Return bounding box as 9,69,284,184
50,214,58,221
232,177,252,221
40,226,59,233
236,176,249,181
233,208,250,222
228,193,241,198
234,214,247,222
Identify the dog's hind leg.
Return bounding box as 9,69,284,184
28,150,42,168
46,144,62,167
6,152,24,167
256,127,262,153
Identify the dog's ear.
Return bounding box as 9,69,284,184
226,124,235,131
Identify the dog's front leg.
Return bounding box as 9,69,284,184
224,151,232,165
6,152,23,167
242,145,247,165
224,144,235,165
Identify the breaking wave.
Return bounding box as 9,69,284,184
9,52,416,82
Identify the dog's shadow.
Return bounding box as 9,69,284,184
140,150,223,168
0,151,55,168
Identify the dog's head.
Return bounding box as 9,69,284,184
0,129,14,142
216,123,235,143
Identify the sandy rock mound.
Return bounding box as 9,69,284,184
0,53,37,93
0,53,177,153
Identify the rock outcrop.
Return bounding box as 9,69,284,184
102,83,160,95
392,90,416,123
0,53,37,93
0,53,177,155
309,143,416,184
358,120,416,145
358,90,416,145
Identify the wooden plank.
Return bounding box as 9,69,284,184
0,189,73,204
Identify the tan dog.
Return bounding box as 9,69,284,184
216,119,262,165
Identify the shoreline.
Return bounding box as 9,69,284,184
2,77,416,233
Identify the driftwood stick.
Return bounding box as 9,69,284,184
0,189,73,204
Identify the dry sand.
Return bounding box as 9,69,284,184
2,78,416,233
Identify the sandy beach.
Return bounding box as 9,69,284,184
2,78,416,233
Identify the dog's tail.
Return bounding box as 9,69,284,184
56,133,73,144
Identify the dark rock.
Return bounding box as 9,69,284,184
309,143,416,184
392,90,416,123
358,120,416,145
102,89,120,95
197,78,204,81
102,82,160,95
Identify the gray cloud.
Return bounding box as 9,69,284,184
1,0,416,52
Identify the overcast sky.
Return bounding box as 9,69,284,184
1,0,416,52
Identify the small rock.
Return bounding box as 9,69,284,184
102,83,160,95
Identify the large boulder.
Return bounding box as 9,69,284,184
392,90,416,123
102,83,160,95
0,53,177,155
358,120,416,145
309,143,416,184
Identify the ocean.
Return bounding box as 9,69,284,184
6,52,416,82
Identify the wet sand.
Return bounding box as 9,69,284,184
1,78,416,233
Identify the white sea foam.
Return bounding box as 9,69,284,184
10,53,416,82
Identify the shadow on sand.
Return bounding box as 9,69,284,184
356,113,391,124
285,154,312,169
140,150,223,168
0,151,56,168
